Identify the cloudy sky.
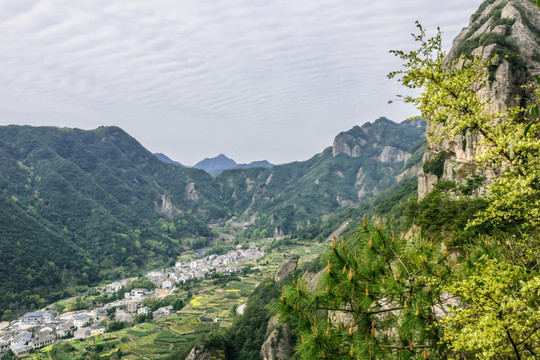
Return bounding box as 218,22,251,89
0,0,482,165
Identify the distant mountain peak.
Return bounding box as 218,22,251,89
194,154,273,175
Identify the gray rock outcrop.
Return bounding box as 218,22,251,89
159,195,179,217
377,146,411,163
418,0,540,199
186,344,225,360
275,257,298,282
260,322,293,360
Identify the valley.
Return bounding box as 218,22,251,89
1,1,540,358
2,237,327,360
0,117,424,323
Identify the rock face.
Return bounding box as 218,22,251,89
186,344,225,360
330,117,426,201
159,195,179,217
418,0,540,199
186,182,200,201
260,321,293,360
377,146,411,163
332,117,425,159
275,257,298,282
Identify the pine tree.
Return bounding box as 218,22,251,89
278,218,474,359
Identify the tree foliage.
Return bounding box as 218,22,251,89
280,12,540,360
388,17,540,359
441,259,540,359
278,221,463,359
388,22,540,231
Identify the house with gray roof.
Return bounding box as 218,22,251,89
56,321,75,338
73,327,91,340
12,331,32,345
10,343,32,356
152,305,173,319
43,310,57,322
73,315,91,329
21,312,44,325
29,335,55,349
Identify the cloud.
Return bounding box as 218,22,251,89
0,0,483,164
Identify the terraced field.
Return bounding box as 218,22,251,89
24,239,327,359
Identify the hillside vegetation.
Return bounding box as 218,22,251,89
0,118,423,317
179,1,540,358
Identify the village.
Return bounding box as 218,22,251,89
0,246,265,357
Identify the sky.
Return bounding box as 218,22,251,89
0,0,483,165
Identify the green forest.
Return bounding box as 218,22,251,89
1,0,539,359
176,2,540,359
0,116,423,318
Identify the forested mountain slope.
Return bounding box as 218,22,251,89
174,1,540,359
0,125,221,313
0,117,424,315
216,117,425,236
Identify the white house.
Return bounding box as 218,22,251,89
21,312,44,325
42,310,57,322
137,307,151,315
73,315,91,329
130,289,147,299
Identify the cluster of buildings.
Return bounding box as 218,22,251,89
0,246,265,357
147,245,265,288
0,293,178,358
0,309,107,357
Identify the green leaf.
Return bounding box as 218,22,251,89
523,123,533,137
535,75,540,85
530,105,539,117
537,0,540,8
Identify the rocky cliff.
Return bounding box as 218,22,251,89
185,345,225,360
332,117,424,161
260,317,293,360
418,0,540,198
332,117,425,199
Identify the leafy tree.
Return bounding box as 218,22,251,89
0,350,16,360
389,17,540,359
388,22,540,232
441,259,540,359
107,321,127,332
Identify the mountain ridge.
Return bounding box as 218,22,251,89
193,154,274,175
0,117,425,317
